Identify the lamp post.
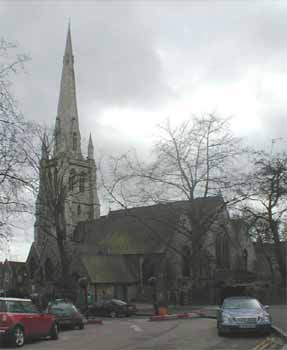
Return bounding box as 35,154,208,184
148,276,159,315
78,277,88,312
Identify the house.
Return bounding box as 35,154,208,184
1,260,30,297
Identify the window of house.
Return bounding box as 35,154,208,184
77,204,81,215
142,258,156,285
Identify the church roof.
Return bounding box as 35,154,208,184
81,255,137,284
73,197,225,255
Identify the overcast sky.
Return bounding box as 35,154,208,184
1,0,287,261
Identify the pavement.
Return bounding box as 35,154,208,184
21,317,284,350
136,302,287,342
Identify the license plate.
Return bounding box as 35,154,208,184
239,324,256,328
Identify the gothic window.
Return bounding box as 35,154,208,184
44,258,54,281
79,173,86,192
69,169,76,191
243,249,248,271
222,234,230,268
216,235,222,268
182,245,191,277
72,132,77,151
216,233,230,269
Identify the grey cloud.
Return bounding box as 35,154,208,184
2,1,172,126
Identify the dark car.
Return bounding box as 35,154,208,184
217,296,272,336
47,301,85,330
0,297,58,347
85,299,137,318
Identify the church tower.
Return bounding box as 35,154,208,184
34,25,101,248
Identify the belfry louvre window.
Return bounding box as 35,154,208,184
69,169,76,191
73,132,77,151
79,172,86,192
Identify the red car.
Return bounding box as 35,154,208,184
0,297,58,347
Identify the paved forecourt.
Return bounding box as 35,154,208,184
18,317,284,350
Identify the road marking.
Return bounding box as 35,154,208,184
130,324,143,332
252,337,273,350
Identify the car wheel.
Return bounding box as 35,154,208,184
110,311,117,318
12,326,25,347
78,323,84,330
50,322,59,340
217,325,224,337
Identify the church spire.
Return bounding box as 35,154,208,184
54,24,82,159
41,132,49,160
88,133,94,160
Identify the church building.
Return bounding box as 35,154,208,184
26,27,266,305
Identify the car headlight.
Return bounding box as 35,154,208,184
222,313,235,325
257,314,270,324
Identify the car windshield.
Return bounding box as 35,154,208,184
112,299,126,305
223,299,261,310
51,303,78,313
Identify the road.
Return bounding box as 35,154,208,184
15,317,284,350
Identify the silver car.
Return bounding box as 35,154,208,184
217,296,272,336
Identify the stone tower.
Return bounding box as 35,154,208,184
34,25,100,248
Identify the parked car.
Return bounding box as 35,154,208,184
47,301,86,330
85,299,137,318
0,297,58,347
217,296,272,336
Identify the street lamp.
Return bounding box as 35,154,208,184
148,276,159,315
78,277,88,312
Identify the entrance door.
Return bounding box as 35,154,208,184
114,285,127,301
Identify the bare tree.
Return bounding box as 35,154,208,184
240,151,287,285
0,38,32,248
100,114,246,282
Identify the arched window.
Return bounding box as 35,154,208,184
77,204,81,216
222,234,230,268
142,258,156,285
72,132,77,151
216,233,230,269
216,235,222,268
182,246,191,277
243,249,248,271
69,169,76,191
44,258,54,281
79,173,86,192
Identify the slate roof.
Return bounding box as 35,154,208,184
81,255,137,284
73,197,225,255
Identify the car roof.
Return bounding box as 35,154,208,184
224,296,253,299
223,296,258,301
0,298,31,302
